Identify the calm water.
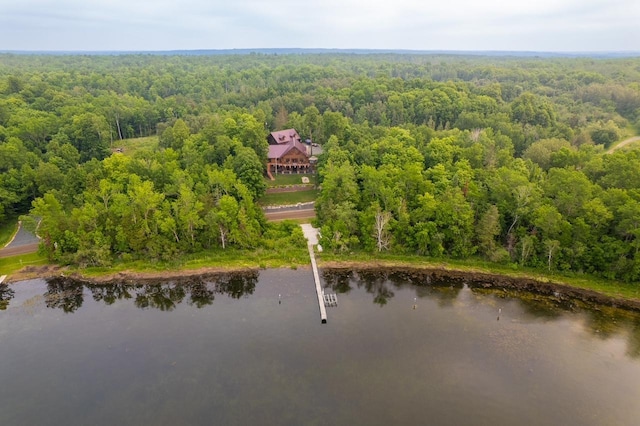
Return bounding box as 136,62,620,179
1,269,640,425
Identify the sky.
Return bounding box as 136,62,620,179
1,0,639,52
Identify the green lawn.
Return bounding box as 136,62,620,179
266,174,316,187
259,190,319,206
0,219,18,248
0,252,49,276
111,136,159,157
76,247,310,277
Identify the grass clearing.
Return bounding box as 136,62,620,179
0,252,49,276
183,247,309,269
75,247,310,278
266,173,316,187
111,136,159,157
259,190,319,206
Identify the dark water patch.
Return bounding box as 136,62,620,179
471,287,570,319
0,283,14,310
323,266,640,312
1,271,259,312
323,268,465,307
322,267,640,362
2,269,640,425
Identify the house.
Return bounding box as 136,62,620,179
266,129,316,179
267,129,303,146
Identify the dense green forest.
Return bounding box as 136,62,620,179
1,53,639,280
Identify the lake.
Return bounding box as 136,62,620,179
1,268,640,425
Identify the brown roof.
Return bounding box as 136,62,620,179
269,129,301,145
268,139,309,160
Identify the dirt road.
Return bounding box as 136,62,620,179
606,136,640,153
264,208,316,221
0,243,39,258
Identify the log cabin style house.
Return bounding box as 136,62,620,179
266,129,315,179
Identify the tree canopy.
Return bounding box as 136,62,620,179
0,52,639,280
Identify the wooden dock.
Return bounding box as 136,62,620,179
300,224,329,324
307,244,327,323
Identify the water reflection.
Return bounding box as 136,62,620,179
322,268,640,359
468,286,640,359
471,287,567,320
628,322,640,358
4,269,640,359
134,284,186,311
0,284,14,310
90,283,134,305
187,281,216,308
322,268,464,306
581,305,640,358
9,271,260,313
3,270,640,425
216,271,258,299
45,278,85,313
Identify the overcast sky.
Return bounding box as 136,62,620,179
1,0,638,52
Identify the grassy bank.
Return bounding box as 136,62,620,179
0,219,18,247
71,246,310,278
0,252,49,276
316,251,640,301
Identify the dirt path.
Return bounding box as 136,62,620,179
606,136,640,153
265,208,316,221
0,243,39,258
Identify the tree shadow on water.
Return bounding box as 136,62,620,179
415,282,463,307
322,269,354,294
0,284,15,310
89,283,134,305
355,270,396,306
44,277,85,313
214,271,258,299
41,271,259,313
132,272,258,310
322,268,466,307
134,284,186,311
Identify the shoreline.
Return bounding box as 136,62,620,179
320,262,640,312
3,264,262,284
5,260,640,312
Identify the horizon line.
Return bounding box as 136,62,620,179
1,47,639,57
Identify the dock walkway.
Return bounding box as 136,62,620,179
300,224,327,323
